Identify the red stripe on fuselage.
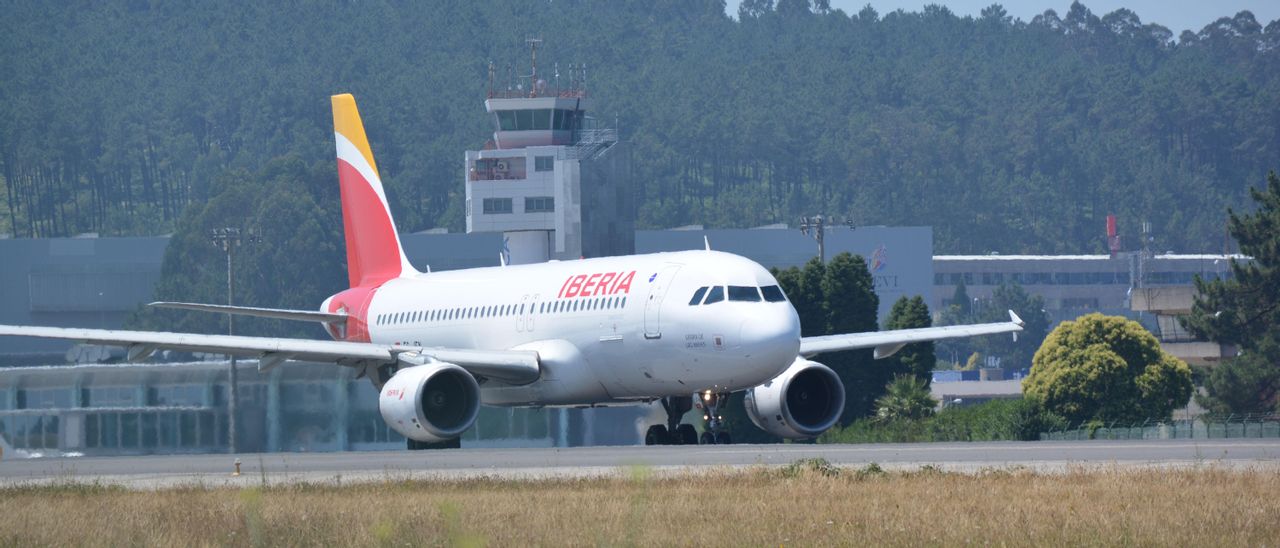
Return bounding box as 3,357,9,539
337,159,402,288
326,285,377,342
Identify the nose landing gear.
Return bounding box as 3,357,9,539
696,390,733,445
642,392,734,446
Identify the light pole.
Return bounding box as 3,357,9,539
210,227,259,453
799,215,855,263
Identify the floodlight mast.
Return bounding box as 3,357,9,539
210,227,260,454
798,215,855,263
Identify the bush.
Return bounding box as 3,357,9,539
818,398,1066,444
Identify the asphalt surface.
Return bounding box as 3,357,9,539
3,439,1278,488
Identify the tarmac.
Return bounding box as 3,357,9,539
2,439,1278,489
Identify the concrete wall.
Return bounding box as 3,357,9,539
0,237,167,360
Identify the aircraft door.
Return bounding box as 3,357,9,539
643,265,682,339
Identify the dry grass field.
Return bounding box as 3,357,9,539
2,461,1278,546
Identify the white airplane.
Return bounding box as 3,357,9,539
0,94,1024,448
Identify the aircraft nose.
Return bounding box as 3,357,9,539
738,307,801,370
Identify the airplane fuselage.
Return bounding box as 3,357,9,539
340,250,801,406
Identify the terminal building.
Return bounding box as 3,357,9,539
932,253,1240,366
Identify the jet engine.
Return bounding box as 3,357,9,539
743,357,845,439
378,361,481,443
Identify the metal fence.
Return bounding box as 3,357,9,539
1040,414,1280,441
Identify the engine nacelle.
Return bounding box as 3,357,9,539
743,357,845,439
379,361,481,443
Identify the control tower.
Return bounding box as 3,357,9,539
465,40,633,264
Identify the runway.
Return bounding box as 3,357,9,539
3,439,1278,488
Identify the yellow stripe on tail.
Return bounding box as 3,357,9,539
331,93,380,179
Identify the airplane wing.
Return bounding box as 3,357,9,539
800,311,1025,359
148,302,346,324
0,325,541,385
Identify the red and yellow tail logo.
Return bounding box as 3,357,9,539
332,94,416,288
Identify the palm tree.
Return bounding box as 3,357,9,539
874,375,937,422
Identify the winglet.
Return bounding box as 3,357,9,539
1009,310,1025,327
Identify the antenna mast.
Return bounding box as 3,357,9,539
487,60,495,98
526,37,543,97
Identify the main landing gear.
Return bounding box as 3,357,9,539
645,396,695,445
407,437,461,450
643,393,733,445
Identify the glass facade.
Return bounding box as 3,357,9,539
495,109,582,132
0,360,645,455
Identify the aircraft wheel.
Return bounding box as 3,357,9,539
714,431,733,445
700,431,715,445
645,425,669,446
676,424,698,445
407,437,461,450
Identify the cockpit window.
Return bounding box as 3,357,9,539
703,286,725,304
727,286,762,302
761,285,787,302
689,287,708,305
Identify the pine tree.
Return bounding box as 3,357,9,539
975,282,1050,370
821,252,881,424
794,257,827,336
885,295,937,387
953,280,971,317
1184,171,1280,413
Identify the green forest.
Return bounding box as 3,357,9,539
2,1,1278,254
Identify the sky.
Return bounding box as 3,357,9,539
725,1,1280,34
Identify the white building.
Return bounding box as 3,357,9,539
464,59,631,264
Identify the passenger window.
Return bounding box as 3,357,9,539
689,287,708,305
703,286,725,304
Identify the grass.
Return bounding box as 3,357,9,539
1,464,1278,546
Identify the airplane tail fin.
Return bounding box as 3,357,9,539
331,94,418,288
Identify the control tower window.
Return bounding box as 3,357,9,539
497,111,517,131
525,196,554,213
482,198,513,214
515,110,533,131
533,109,552,130
497,109,562,131
535,156,554,172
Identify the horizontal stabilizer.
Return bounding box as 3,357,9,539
149,302,347,324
